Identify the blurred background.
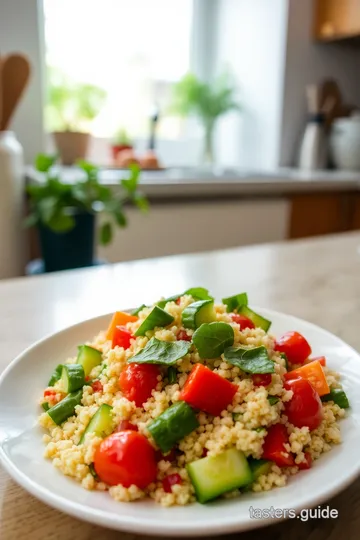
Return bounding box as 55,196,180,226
2,0,360,277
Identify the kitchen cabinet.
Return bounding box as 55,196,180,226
314,0,360,41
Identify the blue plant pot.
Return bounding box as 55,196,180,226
38,212,95,272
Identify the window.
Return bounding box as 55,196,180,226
43,0,194,140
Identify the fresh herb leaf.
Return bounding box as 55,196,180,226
133,192,149,213
184,287,213,301
222,292,248,312
128,337,191,365
121,164,141,193
267,396,279,406
321,389,350,409
134,306,175,336
48,364,63,386
157,295,182,308
167,366,178,383
224,346,275,374
35,153,57,172
100,222,112,245
131,304,147,316
193,322,234,359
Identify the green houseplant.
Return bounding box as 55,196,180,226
46,68,106,165
111,128,133,162
171,72,240,164
25,154,148,272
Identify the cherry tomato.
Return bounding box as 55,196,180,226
91,380,103,393
177,329,192,342
275,331,312,365
230,313,255,330
112,325,134,350
119,363,160,407
284,378,323,431
297,451,312,470
94,431,157,488
252,373,272,387
116,419,138,432
162,473,182,493
262,423,294,467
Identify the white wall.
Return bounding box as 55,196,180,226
279,0,360,166
214,0,289,170
0,0,46,164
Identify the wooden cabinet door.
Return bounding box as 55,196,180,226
315,0,360,40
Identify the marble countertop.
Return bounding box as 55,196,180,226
1,231,360,539
26,166,360,199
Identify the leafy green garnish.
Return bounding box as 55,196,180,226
321,389,350,409
48,364,63,386
267,396,279,406
157,295,182,309
184,287,213,301
222,292,248,313
193,322,234,359
134,306,175,336
128,337,191,365
224,346,275,374
167,366,178,383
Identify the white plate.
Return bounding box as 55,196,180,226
1,308,360,537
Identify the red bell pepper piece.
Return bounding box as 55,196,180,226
297,451,312,470
262,423,295,467
180,363,237,416
112,325,134,350
306,355,326,367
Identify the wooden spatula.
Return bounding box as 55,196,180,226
0,53,31,131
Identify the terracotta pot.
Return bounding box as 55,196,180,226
53,131,90,165
111,144,132,161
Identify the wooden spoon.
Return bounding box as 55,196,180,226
0,53,31,131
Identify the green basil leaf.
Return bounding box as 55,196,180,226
135,306,174,336
321,389,350,409
128,337,191,365
224,345,275,374
222,292,248,312
193,322,234,359
167,366,178,383
267,396,279,405
184,287,213,301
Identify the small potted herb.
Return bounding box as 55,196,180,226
25,154,148,272
111,128,133,162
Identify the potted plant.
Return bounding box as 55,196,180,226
111,128,133,162
25,154,148,273
171,72,240,164
46,68,106,165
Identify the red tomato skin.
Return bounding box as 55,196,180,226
116,419,138,432
112,325,134,350
94,431,157,488
230,313,255,330
180,364,238,416
262,423,295,467
177,329,192,342
297,451,312,470
162,473,182,493
284,378,323,431
119,363,160,407
275,331,312,365
91,380,103,393
252,373,272,387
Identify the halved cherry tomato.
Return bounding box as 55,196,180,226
180,363,237,416
116,419,138,432
306,356,326,367
262,423,294,467
275,331,311,365
112,325,134,350
94,431,157,488
162,473,182,493
91,380,103,393
230,313,255,330
284,360,329,396
106,311,138,340
119,363,160,407
252,373,272,387
284,378,323,430
297,451,312,470
177,329,192,342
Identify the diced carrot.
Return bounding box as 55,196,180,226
306,356,326,367
106,311,138,340
284,360,330,396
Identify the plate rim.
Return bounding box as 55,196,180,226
1,307,360,536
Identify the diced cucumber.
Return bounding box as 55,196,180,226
47,389,83,425
182,300,216,330
148,401,199,453
48,364,63,386
79,404,113,444
248,458,272,480
135,306,174,336
61,364,85,393
222,292,248,313
187,449,253,503
41,402,50,412
77,345,102,377
238,306,271,332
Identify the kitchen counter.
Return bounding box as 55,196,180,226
26,166,360,199
1,231,360,539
